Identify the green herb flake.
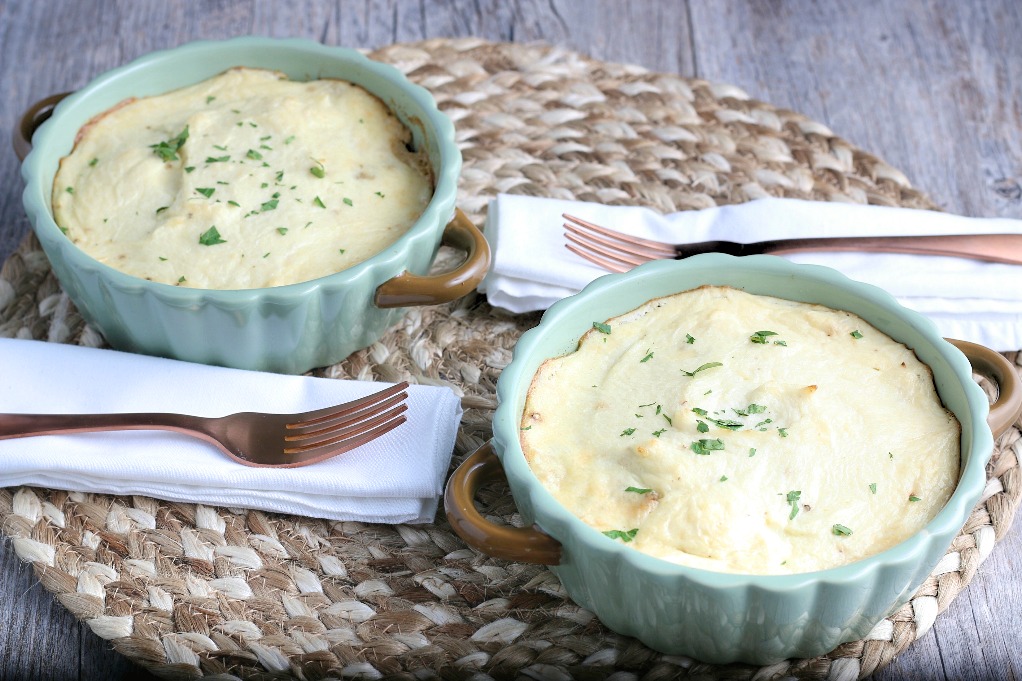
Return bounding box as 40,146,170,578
681,361,723,377
284,135,295,144
685,334,696,344
198,226,226,246
747,403,767,414
851,330,864,339
909,495,921,502
313,196,326,209
707,417,744,431
602,528,639,543
625,487,652,495
869,483,877,494
158,256,167,261
621,427,636,436
375,191,385,198
719,475,728,482
692,407,708,417
177,276,186,283
640,350,654,363
65,186,74,194
155,206,169,214
521,425,532,431
343,197,353,207
310,165,325,178
206,95,216,104
150,126,189,162
777,427,789,438
260,199,279,212
832,524,853,536
696,420,709,433
276,227,288,235
786,490,801,520
749,448,757,457
593,321,612,334
88,157,99,167
227,200,240,207
195,187,215,198
652,428,667,438
750,330,778,344
205,155,230,163
246,149,263,161
691,438,725,455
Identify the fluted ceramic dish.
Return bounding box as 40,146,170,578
18,37,488,374
445,254,1022,664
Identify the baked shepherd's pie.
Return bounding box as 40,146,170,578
520,286,960,574
52,67,433,289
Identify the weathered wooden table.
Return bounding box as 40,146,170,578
1,2,1019,679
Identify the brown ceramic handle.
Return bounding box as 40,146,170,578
948,338,1022,437
13,92,71,162
375,208,490,308
444,440,562,565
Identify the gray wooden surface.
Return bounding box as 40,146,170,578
1,1,1020,679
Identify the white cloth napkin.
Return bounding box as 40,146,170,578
0,339,462,524
479,194,1022,351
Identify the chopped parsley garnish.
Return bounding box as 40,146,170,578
733,403,767,417
696,420,709,433
685,334,695,344
851,330,864,339
909,495,921,502
625,487,652,494
313,196,326,208
195,187,215,198
65,186,74,194
205,155,230,163
706,417,744,431
227,200,240,207
198,226,226,246
310,165,325,178
260,198,279,212
652,428,667,438
640,350,654,363
777,427,789,438
184,166,195,173
748,448,757,457
785,490,801,520
869,483,877,494
719,475,728,482
246,149,263,161
276,227,288,235
691,438,725,455
832,524,853,536
206,96,216,104
150,126,189,162
375,191,386,198
284,135,295,144
750,330,786,345
681,361,722,376
88,157,99,167
155,206,169,214
602,528,639,543
343,197,353,207
593,321,612,334
692,408,708,416
621,427,636,436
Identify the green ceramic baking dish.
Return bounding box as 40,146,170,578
446,254,1021,664
17,37,488,374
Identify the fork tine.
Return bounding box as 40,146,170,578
565,231,658,269
284,403,409,453
283,413,409,465
287,390,407,436
291,381,409,427
563,214,676,256
565,242,634,273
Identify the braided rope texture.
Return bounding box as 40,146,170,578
1,38,1019,680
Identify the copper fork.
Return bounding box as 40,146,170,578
0,382,410,468
564,213,1022,273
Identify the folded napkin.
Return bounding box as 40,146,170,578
480,194,1022,351
0,339,462,524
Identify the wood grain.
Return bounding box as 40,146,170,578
0,1,1019,679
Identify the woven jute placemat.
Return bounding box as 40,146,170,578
1,38,1019,680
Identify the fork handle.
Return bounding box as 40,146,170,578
0,412,207,440
755,233,1022,264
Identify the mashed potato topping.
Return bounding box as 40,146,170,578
520,286,960,574
52,67,433,289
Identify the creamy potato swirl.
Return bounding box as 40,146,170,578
52,67,432,289
520,286,960,574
